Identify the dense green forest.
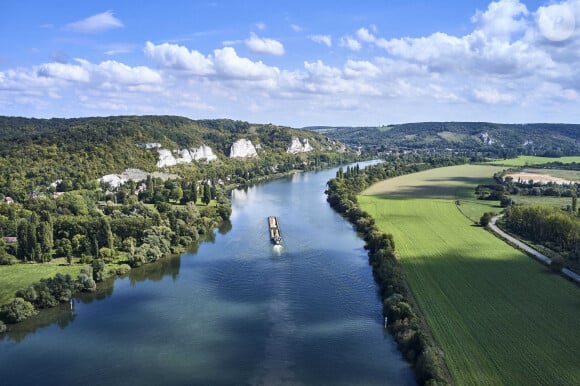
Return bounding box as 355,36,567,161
0,115,347,200
0,115,354,326
307,122,580,157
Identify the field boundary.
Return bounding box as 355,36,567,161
489,215,580,284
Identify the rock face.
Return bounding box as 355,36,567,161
479,132,495,145
229,139,258,158
100,168,179,188
287,137,314,154
156,145,217,167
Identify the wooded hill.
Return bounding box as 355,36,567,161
306,122,580,157
0,115,347,199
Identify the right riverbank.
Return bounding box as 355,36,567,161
358,164,580,385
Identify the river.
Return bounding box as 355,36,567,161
0,163,415,386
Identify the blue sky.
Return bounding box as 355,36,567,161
1,0,579,126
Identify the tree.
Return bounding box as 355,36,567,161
480,212,493,227
202,183,211,205
572,193,577,214
1,298,36,323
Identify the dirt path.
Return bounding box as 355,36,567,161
489,215,580,283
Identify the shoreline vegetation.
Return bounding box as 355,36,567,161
325,153,472,385
341,158,580,385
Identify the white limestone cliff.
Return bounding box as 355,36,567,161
287,137,314,154
229,139,258,158
156,145,218,167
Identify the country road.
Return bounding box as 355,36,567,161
489,215,580,283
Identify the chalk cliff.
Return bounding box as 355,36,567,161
156,145,218,167
287,137,314,154
229,139,258,158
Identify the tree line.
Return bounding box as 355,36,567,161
325,152,468,385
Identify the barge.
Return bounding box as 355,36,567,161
268,216,282,245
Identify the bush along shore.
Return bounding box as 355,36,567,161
325,154,471,385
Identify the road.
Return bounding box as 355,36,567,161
489,215,580,283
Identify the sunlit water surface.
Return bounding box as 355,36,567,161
0,163,414,386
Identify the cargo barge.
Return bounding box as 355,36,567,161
268,216,282,245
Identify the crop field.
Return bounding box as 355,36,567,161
0,258,85,306
362,164,504,199
522,168,580,182
359,165,580,385
489,155,580,167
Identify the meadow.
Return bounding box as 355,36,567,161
359,164,580,385
0,258,85,306
488,155,580,167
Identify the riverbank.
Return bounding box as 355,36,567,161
358,164,580,385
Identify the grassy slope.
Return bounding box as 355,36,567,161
489,156,580,167
0,258,86,305
359,165,580,385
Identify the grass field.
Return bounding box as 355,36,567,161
488,155,580,167
362,164,505,199
0,258,86,306
359,165,580,385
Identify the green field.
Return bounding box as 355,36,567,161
489,155,580,167
359,165,580,385
363,164,505,199
0,258,86,306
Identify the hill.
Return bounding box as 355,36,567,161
306,122,580,157
0,115,348,199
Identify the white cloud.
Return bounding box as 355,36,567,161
339,36,361,51
473,88,516,104
213,47,280,79
245,33,285,56
471,0,529,39
343,60,381,78
291,24,303,32
309,35,332,47
255,22,267,30
144,41,214,75
37,62,90,82
65,11,123,34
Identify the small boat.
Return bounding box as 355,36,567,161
268,216,282,245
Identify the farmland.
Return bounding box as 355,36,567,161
489,155,580,167
359,164,580,385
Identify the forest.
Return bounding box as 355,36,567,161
307,122,580,157
0,115,355,328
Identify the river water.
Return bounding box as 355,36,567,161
0,163,415,386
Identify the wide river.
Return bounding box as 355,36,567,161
0,163,415,386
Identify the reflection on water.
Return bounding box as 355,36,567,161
0,161,415,386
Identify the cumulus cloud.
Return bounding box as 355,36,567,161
3,0,580,125
245,33,285,56
214,46,280,79
309,35,332,47
471,0,529,39
339,36,361,51
144,41,214,75
65,11,123,34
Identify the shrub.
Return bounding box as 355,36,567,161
0,320,6,333
479,212,493,227
76,269,96,292
111,264,131,276
1,298,37,323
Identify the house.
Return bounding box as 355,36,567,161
2,237,17,244
4,197,14,204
